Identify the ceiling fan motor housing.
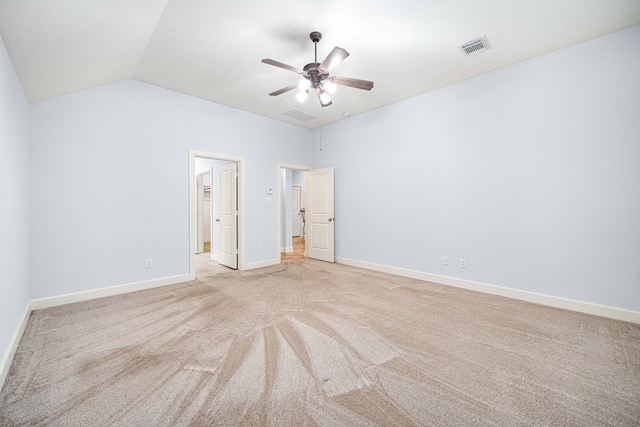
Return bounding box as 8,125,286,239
303,31,329,89
309,31,322,43
303,62,330,88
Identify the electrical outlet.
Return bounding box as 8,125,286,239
443,256,448,265
258,245,263,253
145,259,153,269
339,243,344,250
459,258,466,268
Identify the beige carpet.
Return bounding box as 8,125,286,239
1,259,639,426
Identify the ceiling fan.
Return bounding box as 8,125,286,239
262,31,374,107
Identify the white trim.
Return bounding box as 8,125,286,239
336,257,640,324
30,274,191,311
0,302,31,391
245,258,280,270
189,150,246,275
276,162,311,266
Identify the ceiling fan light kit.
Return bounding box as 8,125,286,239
262,31,373,107
318,88,332,107
295,90,308,103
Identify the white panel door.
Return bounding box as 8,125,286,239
292,185,301,237
217,163,238,269
307,167,334,262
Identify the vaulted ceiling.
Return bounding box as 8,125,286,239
1,0,639,129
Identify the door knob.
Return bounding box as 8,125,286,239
328,218,334,222
215,219,220,222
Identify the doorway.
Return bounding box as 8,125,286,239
277,164,335,264
278,164,308,263
283,185,305,259
189,150,246,279
196,170,212,255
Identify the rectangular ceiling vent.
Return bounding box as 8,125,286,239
283,108,317,122
458,35,491,56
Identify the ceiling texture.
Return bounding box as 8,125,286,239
1,0,639,129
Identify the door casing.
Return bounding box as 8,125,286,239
277,163,335,264
189,150,245,279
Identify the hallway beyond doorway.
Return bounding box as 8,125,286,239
281,236,305,262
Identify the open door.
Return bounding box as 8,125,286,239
216,162,238,269
307,167,334,262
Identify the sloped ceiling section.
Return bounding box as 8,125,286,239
1,0,639,129
0,0,169,102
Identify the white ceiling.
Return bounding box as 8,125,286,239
1,0,639,129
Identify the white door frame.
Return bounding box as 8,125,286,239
277,162,310,264
189,150,246,279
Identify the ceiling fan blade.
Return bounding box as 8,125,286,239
261,59,303,74
319,47,349,72
316,87,332,107
332,76,374,91
269,83,298,96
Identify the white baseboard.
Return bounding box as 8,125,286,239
30,274,192,311
336,257,640,324
0,302,31,391
245,258,280,270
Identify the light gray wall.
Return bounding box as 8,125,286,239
292,170,306,212
0,36,30,370
29,79,311,299
312,25,640,312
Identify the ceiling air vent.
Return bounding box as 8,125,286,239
458,35,491,56
283,108,317,122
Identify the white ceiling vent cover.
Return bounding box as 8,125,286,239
458,35,491,56
283,108,317,122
